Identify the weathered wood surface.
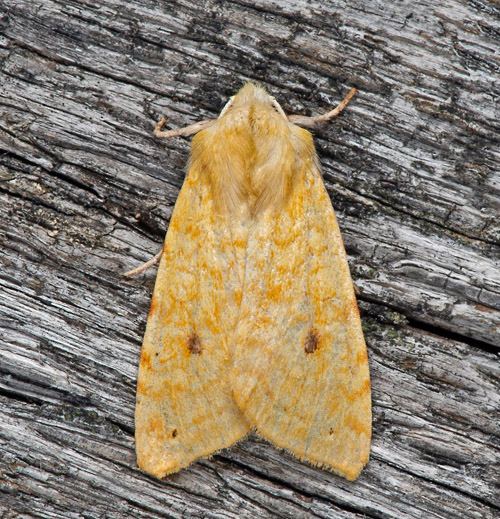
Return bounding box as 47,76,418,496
0,0,499,517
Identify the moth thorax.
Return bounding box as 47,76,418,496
191,111,315,215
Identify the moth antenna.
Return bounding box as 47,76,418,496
271,98,288,120
154,117,215,139
288,87,357,127
124,250,163,277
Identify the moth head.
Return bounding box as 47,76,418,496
218,82,288,120
192,82,315,216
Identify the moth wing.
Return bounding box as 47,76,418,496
135,171,250,478
231,167,371,481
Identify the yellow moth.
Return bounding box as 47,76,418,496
131,83,371,481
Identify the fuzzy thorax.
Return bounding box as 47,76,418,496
189,83,317,215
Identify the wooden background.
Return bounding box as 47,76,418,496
1,1,499,517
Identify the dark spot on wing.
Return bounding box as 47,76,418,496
188,333,202,354
304,328,319,354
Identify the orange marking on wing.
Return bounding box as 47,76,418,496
343,414,369,437
266,281,284,302
147,417,165,437
140,350,152,370
234,288,243,306
345,378,371,403
356,350,368,364
148,294,158,319
349,297,361,318
189,224,201,239
328,399,340,415
136,380,146,395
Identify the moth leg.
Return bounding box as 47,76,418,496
287,87,357,127
154,117,215,139
218,96,235,118
124,250,162,277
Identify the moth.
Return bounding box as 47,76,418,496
131,83,371,481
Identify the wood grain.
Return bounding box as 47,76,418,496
1,0,499,517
